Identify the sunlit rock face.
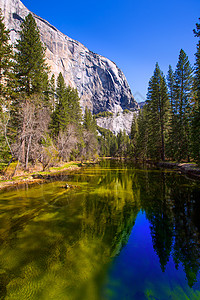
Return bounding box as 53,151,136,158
96,112,137,135
0,0,139,132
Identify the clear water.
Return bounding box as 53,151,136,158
0,160,200,299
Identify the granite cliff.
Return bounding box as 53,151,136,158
96,111,137,135
0,0,139,133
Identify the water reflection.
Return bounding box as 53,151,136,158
0,160,199,299
139,169,200,288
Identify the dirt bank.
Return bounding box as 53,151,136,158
0,162,82,191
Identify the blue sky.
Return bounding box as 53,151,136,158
22,0,200,102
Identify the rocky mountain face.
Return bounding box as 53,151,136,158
96,112,137,135
0,0,139,133
138,102,146,109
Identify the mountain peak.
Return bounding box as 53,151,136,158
0,0,139,132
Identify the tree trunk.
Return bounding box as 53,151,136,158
25,134,32,170
21,121,26,165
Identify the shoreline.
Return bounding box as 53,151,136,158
1,159,200,191
156,161,200,180
0,162,83,191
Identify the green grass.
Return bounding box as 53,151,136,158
50,162,80,171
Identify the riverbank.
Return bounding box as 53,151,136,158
157,161,200,180
0,161,83,191
1,159,200,191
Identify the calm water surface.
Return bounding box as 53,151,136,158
0,161,200,299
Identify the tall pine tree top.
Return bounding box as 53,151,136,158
174,49,193,118
146,63,169,161
191,19,200,164
167,65,175,110
15,13,48,96
194,19,200,105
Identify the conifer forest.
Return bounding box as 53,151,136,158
0,11,200,172
1,3,200,300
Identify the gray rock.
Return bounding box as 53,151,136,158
97,112,137,135
0,0,139,132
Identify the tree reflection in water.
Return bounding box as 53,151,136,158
0,160,199,299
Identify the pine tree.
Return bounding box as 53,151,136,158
173,49,193,161
50,73,83,161
51,73,67,136
146,63,170,161
12,13,49,168
83,107,97,144
83,107,95,131
51,73,83,136
192,19,200,164
117,130,130,158
15,13,48,96
166,65,176,159
56,72,66,101
130,113,138,158
49,74,56,111
66,86,82,130
11,13,49,167
135,106,148,160
97,127,118,157
82,107,98,160
167,65,175,109
0,9,15,164
0,9,14,98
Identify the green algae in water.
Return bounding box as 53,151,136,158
0,161,200,299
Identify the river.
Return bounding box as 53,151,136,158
0,160,200,299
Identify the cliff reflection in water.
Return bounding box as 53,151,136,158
0,161,200,299
0,162,140,300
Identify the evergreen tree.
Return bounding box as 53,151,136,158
50,73,83,161
51,73,82,136
51,73,67,136
110,134,118,157
82,107,98,160
117,130,130,158
42,72,52,108
167,65,175,109
0,9,15,164
49,74,56,111
146,63,170,161
166,65,176,159
97,127,118,157
12,14,49,167
56,72,66,100
66,86,82,130
0,9,14,98
83,107,96,132
192,19,200,164
173,49,193,161
130,113,138,158
135,105,149,160
15,13,48,96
